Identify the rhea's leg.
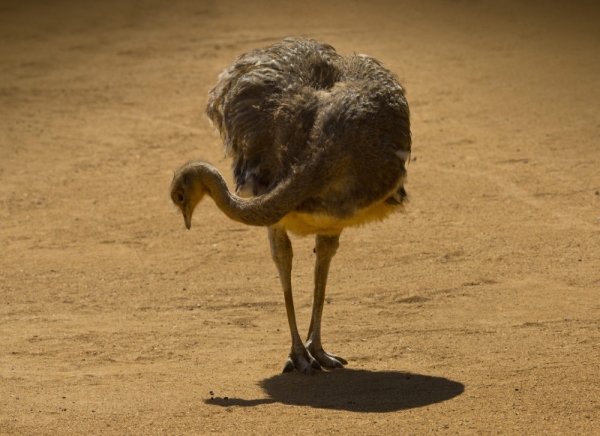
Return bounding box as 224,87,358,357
268,225,321,375
306,233,347,369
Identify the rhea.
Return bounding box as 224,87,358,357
171,38,411,375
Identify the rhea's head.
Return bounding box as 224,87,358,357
170,163,206,230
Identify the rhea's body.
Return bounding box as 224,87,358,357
171,38,411,374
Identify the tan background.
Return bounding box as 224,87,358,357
1,0,599,434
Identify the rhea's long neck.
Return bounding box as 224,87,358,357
189,162,308,227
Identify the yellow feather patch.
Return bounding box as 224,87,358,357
279,201,401,236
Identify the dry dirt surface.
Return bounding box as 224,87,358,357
1,0,599,434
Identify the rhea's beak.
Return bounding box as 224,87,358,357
184,212,192,230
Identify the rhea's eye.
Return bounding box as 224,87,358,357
177,193,184,203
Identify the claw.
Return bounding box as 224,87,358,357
306,341,347,369
283,348,323,375
333,355,348,365
327,357,345,369
295,355,321,375
282,358,295,373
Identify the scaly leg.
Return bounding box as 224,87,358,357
268,225,321,375
306,233,347,369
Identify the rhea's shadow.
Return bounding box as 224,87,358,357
204,369,464,412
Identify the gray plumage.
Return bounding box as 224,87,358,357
206,37,411,220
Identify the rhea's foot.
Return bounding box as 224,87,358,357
282,347,322,375
306,340,348,369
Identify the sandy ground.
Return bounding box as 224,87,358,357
1,0,599,434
